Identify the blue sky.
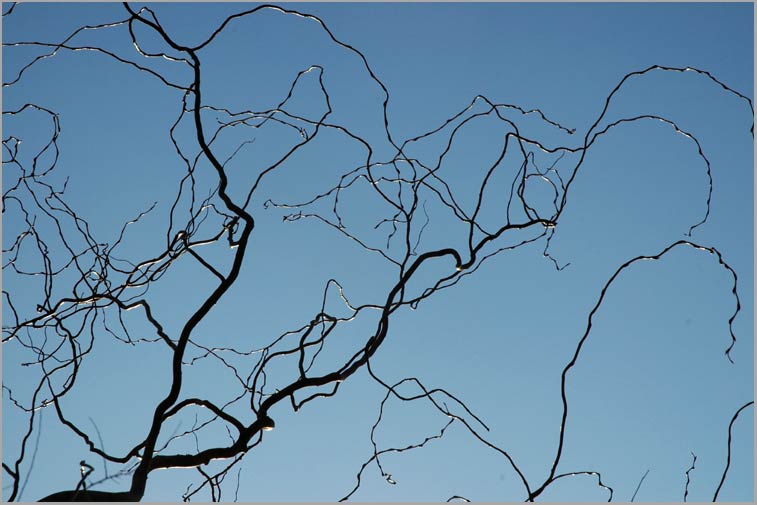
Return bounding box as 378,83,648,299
2,2,753,502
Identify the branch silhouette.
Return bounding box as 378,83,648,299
2,3,752,502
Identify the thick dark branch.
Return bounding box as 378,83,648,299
712,400,753,501
39,489,138,502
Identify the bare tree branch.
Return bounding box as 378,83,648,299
2,3,751,502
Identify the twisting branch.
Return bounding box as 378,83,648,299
683,452,696,502
530,239,743,501
2,2,751,502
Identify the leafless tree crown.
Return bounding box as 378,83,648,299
2,3,753,502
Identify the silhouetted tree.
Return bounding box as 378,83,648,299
2,3,753,502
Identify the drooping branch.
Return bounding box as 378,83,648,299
530,240,743,500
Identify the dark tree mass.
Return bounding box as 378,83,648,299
2,3,753,502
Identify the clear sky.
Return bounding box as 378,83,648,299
2,2,753,502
